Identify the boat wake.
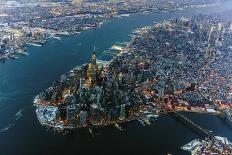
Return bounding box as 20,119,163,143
0,106,32,134
0,123,15,133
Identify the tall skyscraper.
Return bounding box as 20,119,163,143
92,51,96,65
87,46,99,85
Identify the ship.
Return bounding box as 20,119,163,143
27,42,43,47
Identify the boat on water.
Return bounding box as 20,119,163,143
117,14,130,18
27,43,43,47
19,52,29,56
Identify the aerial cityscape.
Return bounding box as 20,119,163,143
0,0,225,61
0,0,232,155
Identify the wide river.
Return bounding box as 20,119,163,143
0,3,232,155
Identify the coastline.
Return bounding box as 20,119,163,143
33,22,230,131
1,4,232,154
0,2,222,63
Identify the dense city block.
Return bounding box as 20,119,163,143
34,13,232,130
33,13,232,154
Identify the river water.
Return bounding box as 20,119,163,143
0,3,232,155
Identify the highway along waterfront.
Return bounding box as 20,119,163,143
0,3,232,155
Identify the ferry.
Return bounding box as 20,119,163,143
117,14,130,18
27,43,42,47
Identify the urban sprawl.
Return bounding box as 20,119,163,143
1,0,231,154
0,0,224,62
34,13,232,154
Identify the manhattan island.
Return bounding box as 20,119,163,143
34,14,232,138
34,14,232,130
34,14,232,154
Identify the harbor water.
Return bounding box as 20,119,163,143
0,3,232,155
